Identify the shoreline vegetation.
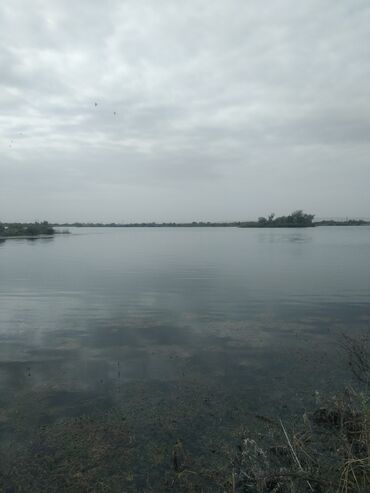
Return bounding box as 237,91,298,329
1,212,369,238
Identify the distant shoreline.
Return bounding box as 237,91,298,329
52,220,369,228
1,215,369,238
51,211,369,228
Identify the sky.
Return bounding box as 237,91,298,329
1,0,370,222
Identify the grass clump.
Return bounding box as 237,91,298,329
234,389,369,492
234,329,370,493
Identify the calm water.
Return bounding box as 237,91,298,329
0,227,370,486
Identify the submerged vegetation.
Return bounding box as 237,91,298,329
0,332,368,492
0,221,55,237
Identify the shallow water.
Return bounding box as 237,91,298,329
0,227,369,488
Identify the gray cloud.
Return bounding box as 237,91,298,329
1,0,370,221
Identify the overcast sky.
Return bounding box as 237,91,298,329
1,0,370,222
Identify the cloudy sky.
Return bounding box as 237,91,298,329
1,0,370,222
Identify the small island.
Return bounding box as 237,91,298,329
0,221,55,238
239,210,315,228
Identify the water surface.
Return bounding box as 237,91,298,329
0,227,369,488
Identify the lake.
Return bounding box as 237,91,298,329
0,226,369,490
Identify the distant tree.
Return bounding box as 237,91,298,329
258,217,268,225
274,210,315,227
290,210,314,225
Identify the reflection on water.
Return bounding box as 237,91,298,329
0,227,369,479
256,230,313,244
1,227,370,390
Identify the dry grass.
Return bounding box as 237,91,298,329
235,390,370,492
234,328,370,493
